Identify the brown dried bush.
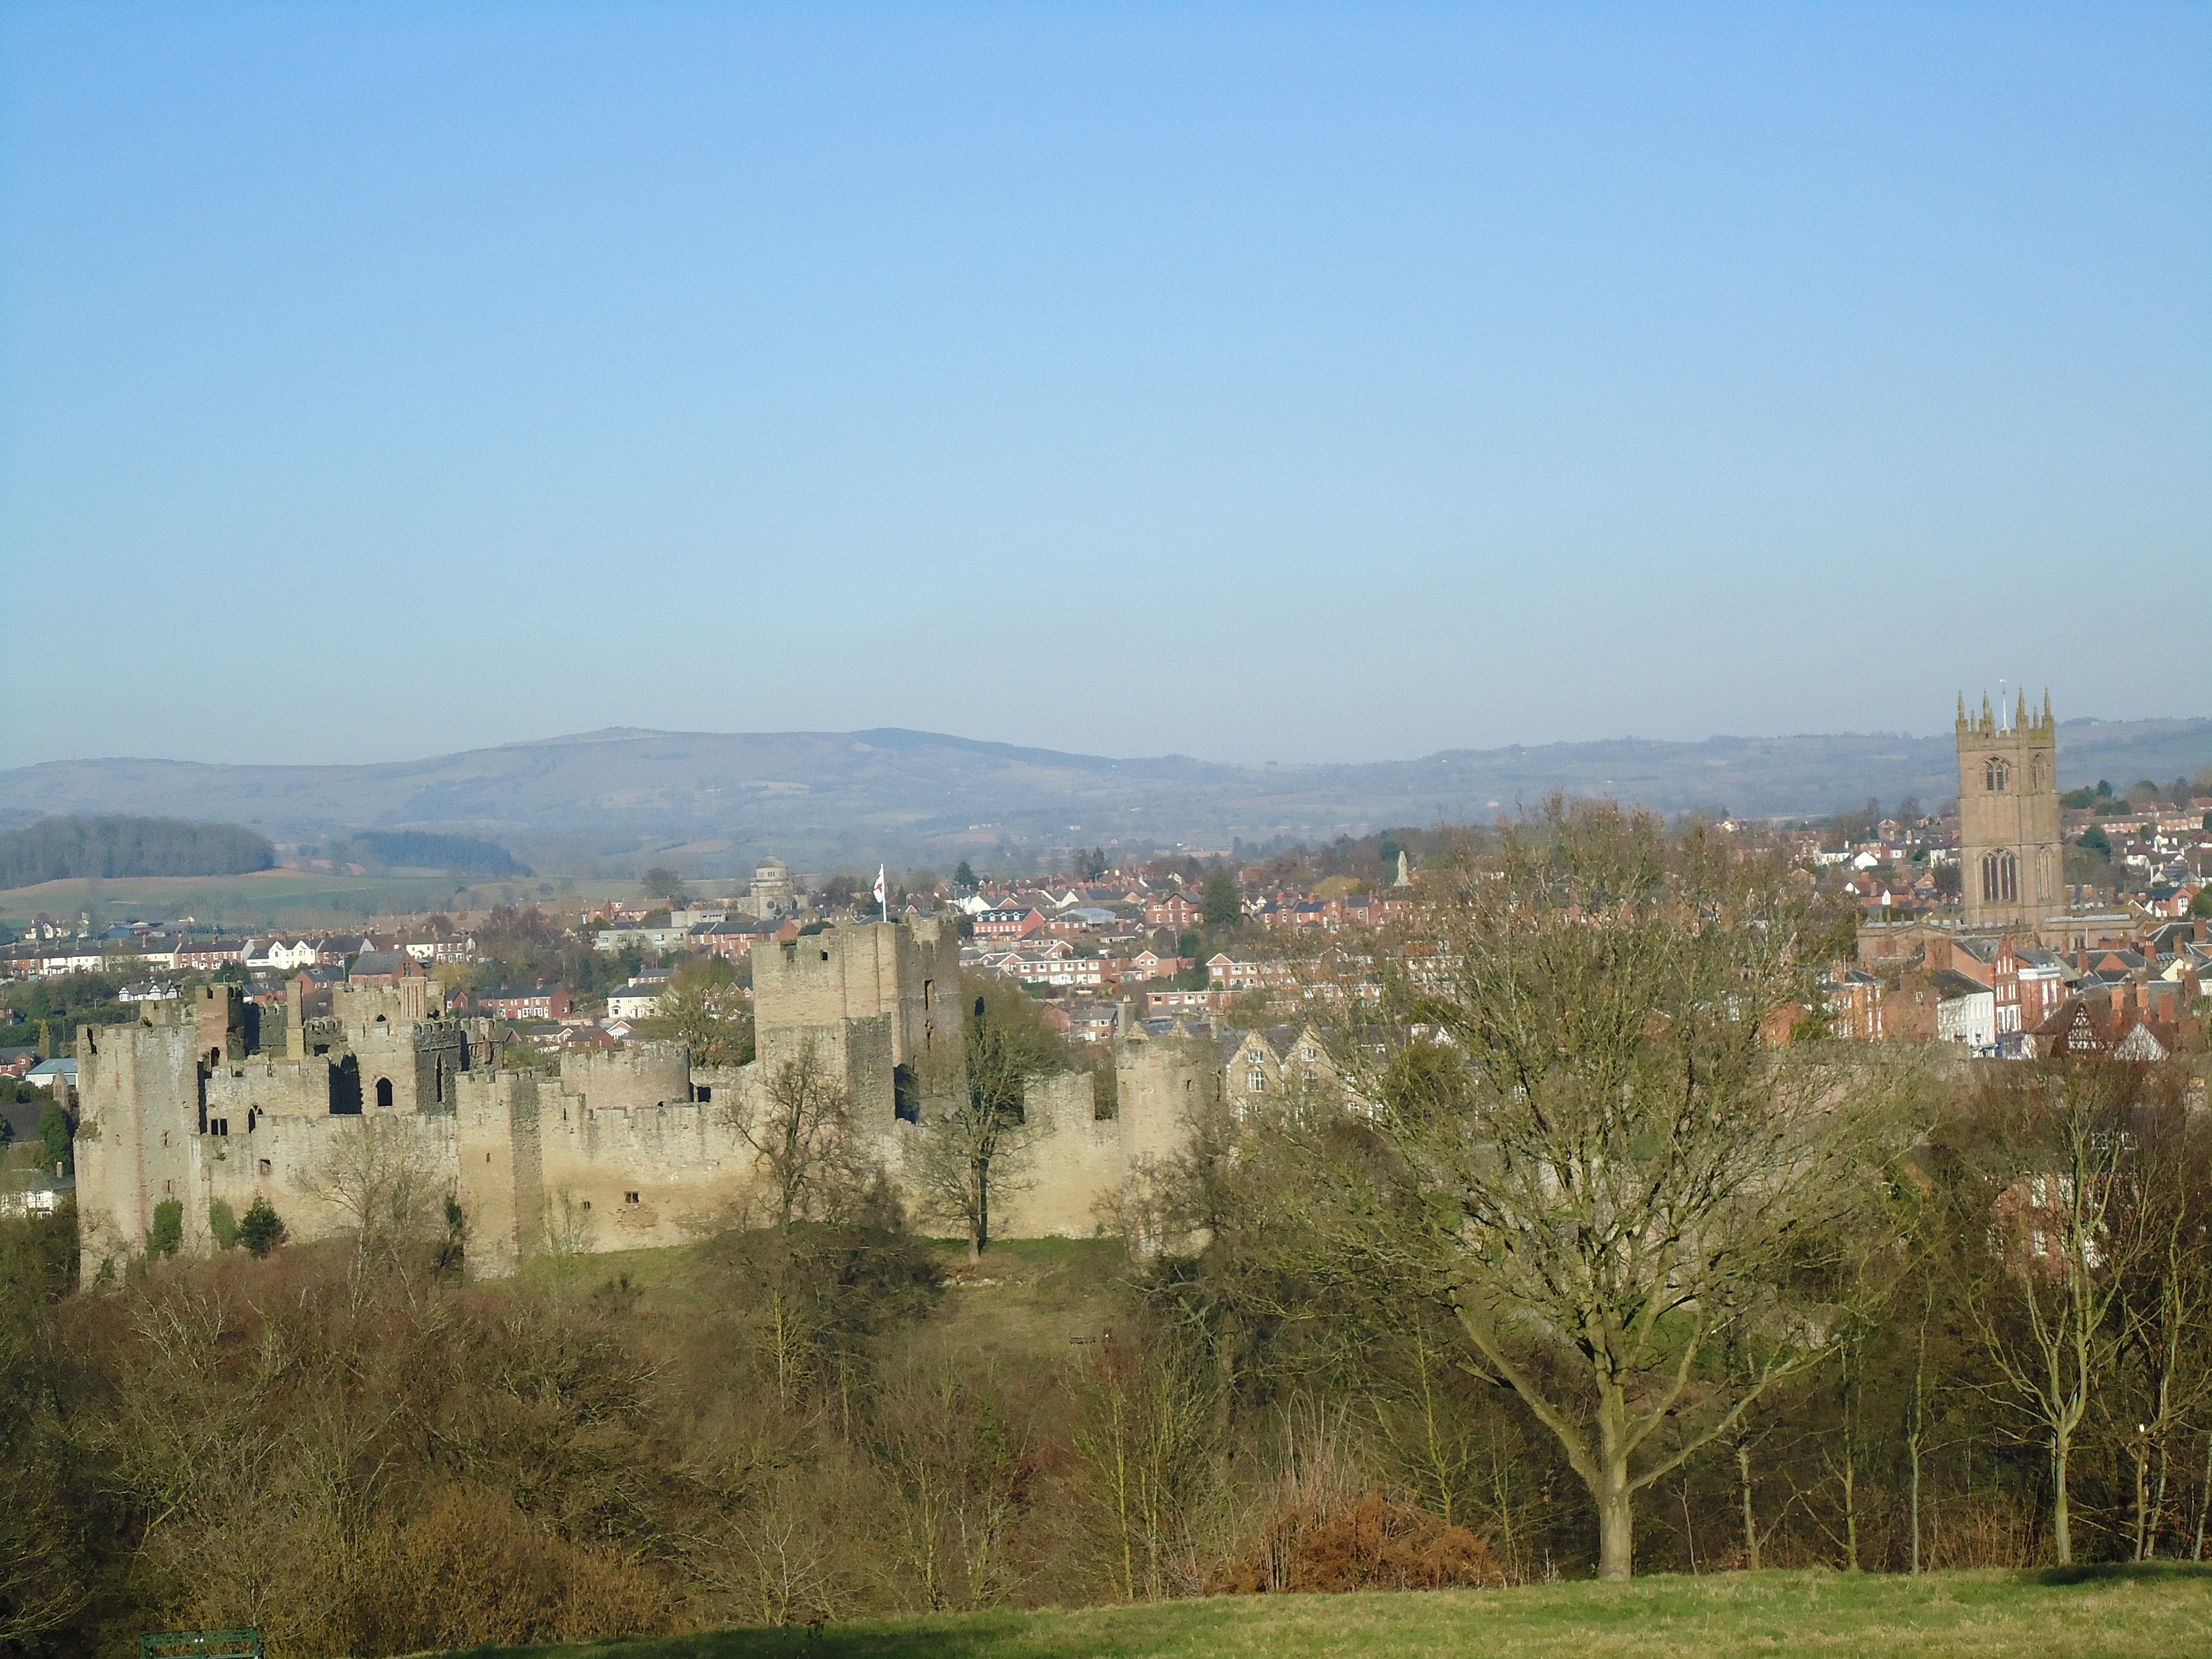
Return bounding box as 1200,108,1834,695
1213,1492,1505,1594
351,1480,669,1653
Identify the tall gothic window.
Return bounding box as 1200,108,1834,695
1984,759,2010,793
1981,853,2019,903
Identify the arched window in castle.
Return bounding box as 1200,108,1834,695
375,1076,394,1110
1984,759,2010,793
1980,853,2019,904
2029,755,2044,792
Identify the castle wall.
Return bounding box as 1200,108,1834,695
535,1064,763,1247
201,1111,460,1258
753,921,961,1075
74,1019,203,1276
560,1044,695,1115
457,1070,543,1277
78,917,1229,1283
991,1071,1125,1238
759,1013,899,1132
1115,1032,1219,1166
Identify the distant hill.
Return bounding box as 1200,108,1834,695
0,815,276,887
1,718,2204,877
347,830,530,877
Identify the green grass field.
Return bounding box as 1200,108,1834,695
414,1566,2212,1659
0,870,642,930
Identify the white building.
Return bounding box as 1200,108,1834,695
606,980,665,1019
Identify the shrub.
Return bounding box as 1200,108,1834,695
238,1195,286,1258
1214,1493,1505,1594
147,1199,183,1259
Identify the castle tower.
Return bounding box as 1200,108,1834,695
750,918,964,1131
1955,689,2061,930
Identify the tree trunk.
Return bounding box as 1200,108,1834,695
2194,1430,2210,1563
973,1156,990,1261
1596,1464,1633,1580
1598,1482,1633,1580
1737,1439,1759,1571
1908,1291,1929,1574
2135,1432,2151,1561
2052,1431,2074,1566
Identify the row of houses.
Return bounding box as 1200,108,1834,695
2,929,479,981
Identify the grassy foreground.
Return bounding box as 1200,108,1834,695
420,1566,2212,1659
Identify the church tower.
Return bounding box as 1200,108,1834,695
1955,690,2060,930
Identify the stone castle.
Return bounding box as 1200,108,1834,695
73,919,1214,1284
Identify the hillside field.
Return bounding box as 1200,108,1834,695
0,870,639,930
416,1566,2211,1659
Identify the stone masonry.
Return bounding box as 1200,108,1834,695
73,919,1216,1284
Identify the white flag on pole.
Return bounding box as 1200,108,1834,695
874,864,887,916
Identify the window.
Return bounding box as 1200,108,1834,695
695,1085,712,1104
625,1191,641,1205
374,1076,394,1110
1248,1070,1267,1092
1980,853,2019,904
258,1159,272,1177
1985,759,2010,793
581,1199,592,1210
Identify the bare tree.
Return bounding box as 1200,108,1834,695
643,959,754,1067
734,1039,857,1229
1968,1070,2141,1566
299,1115,450,1309
906,984,1057,1261
2118,1105,2212,1561
1280,799,1916,1579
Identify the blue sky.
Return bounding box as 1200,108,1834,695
2,2,2205,769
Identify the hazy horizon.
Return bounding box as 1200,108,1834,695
7,707,2208,777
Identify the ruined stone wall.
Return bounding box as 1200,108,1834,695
74,1019,203,1280
990,1071,1125,1239
559,1044,694,1115
759,1013,897,1132
200,1111,460,1262
456,1070,543,1277
205,1053,340,1125
335,986,466,1115
753,921,962,1072
1115,1032,1219,1166
192,984,251,1065
77,917,1232,1285
536,1083,762,1249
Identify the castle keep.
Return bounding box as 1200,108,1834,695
73,918,1209,1283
